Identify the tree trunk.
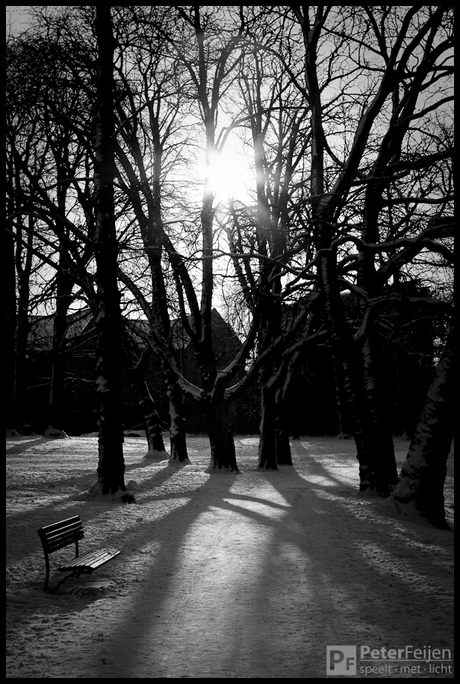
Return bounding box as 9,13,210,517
274,355,300,466
275,421,292,465
138,381,168,460
205,395,239,472
5,178,16,429
356,201,399,485
14,277,32,433
166,369,190,464
12,213,34,433
45,271,73,438
90,5,132,502
318,251,391,495
361,333,399,485
256,269,284,471
392,325,453,529
258,377,277,470
275,398,293,466
129,345,168,460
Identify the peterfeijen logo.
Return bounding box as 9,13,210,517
326,646,357,676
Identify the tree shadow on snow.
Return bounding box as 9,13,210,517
87,450,453,678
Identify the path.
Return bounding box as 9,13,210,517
6,435,455,678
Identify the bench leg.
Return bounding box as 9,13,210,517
43,555,50,592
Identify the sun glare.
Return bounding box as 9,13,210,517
204,145,254,205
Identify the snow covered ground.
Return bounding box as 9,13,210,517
6,433,454,678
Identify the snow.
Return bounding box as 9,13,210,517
6,433,454,678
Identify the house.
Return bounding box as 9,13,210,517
25,307,251,435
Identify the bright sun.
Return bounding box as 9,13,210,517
204,144,254,205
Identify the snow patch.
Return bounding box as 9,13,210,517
6,434,454,679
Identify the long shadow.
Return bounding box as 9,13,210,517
87,472,240,677
8,438,454,677
193,460,359,676
6,437,53,453
237,448,454,676
91,444,452,677
86,453,451,677
7,454,168,503
6,462,184,567
86,465,323,676
7,432,176,492
7,451,179,515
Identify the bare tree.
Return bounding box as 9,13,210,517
90,5,133,501
287,5,453,493
114,6,256,472
6,26,99,436
228,31,316,469
109,5,192,464
6,35,52,433
164,6,247,471
6,6,453,509
392,323,453,529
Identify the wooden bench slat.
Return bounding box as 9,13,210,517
58,548,120,572
39,517,83,537
43,525,84,540
37,515,120,592
38,517,85,554
43,530,84,551
40,515,82,531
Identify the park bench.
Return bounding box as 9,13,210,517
37,515,120,592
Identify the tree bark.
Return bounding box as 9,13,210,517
274,352,302,466
138,381,167,460
318,251,391,495
45,269,73,438
258,374,278,470
360,332,399,485
128,344,167,459
91,5,131,501
274,390,293,466
205,394,239,472
258,377,294,468
11,211,34,433
392,325,453,529
5,167,17,429
166,368,190,464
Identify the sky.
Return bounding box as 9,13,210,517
6,6,31,33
